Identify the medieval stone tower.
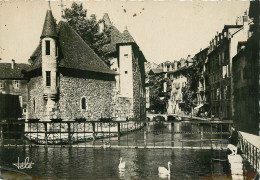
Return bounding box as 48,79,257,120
101,14,147,121
41,10,59,119
27,9,116,122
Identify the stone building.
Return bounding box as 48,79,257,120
157,61,175,72
232,1,260,135
207,12,250,120
193,48,209,116
0,59,29,119
167,58,192,114
27,10,116,121
100,14,146,121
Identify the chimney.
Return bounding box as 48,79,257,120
243,10,249,41
11,59,15,69
28,58,33,65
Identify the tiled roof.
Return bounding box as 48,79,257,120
167,65,192,75
149,68,163,74
159,61,175,66
223,25,243,31
0,63,29,79
29,21,116,75
102,27,136,55
103,13,112,27
194,47,209,57
122,29,135,43
101,13,136,55
101,26,125,55
57,21,115,74
41,10,58,38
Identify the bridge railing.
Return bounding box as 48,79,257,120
0,119,233,149
238,131,260,171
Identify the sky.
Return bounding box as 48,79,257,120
0,0,250,64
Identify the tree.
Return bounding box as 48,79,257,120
181,59,201,114
149,73,171,114
181,74,194,114
62,2,111,65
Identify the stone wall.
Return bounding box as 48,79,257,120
112,95,132,120
58,74,115,121
28,76,47,120
28,74,115,121
132,48,146,121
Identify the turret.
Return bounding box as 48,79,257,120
41,10,58,100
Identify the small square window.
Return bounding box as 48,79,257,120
23,108,26,115
0,80,4,88
124,54,128,57
13,80,19,89
125,71,128,74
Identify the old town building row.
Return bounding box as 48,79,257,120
147,2,259,135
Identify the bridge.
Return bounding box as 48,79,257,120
146,113,219,122
146,113,171,121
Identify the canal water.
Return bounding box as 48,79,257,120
0,147,229,179
0,122,254,179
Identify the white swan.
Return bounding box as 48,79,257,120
227,144,237,156
118,157,125,171
102,142,111,149
158,161,172,176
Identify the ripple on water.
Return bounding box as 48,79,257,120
0,147,233,179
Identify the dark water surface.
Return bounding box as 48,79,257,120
0,123,237,179
0,147,230,179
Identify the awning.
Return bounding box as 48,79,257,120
194,104,204,110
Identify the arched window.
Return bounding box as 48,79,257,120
81,97,86,110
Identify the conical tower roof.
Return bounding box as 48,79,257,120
41,10,58,38
103,13,112,27
122,29,135,43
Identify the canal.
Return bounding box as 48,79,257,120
0,122,255,179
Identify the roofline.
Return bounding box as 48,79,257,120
40,36,58,40
0,78,28,80
28,65,118,75
207,45,220,56
194,47,209,57
116,42,138,47
223,25,243,31
167,65,192,74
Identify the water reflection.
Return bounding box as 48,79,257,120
0,146,231,179
0,123,239,179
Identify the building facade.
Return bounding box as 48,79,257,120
101,14,146,121
167,58,192,114
27,10,116,121
193,48,209,116
232,1,260,135
207,12,250,120
0,60,29,119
